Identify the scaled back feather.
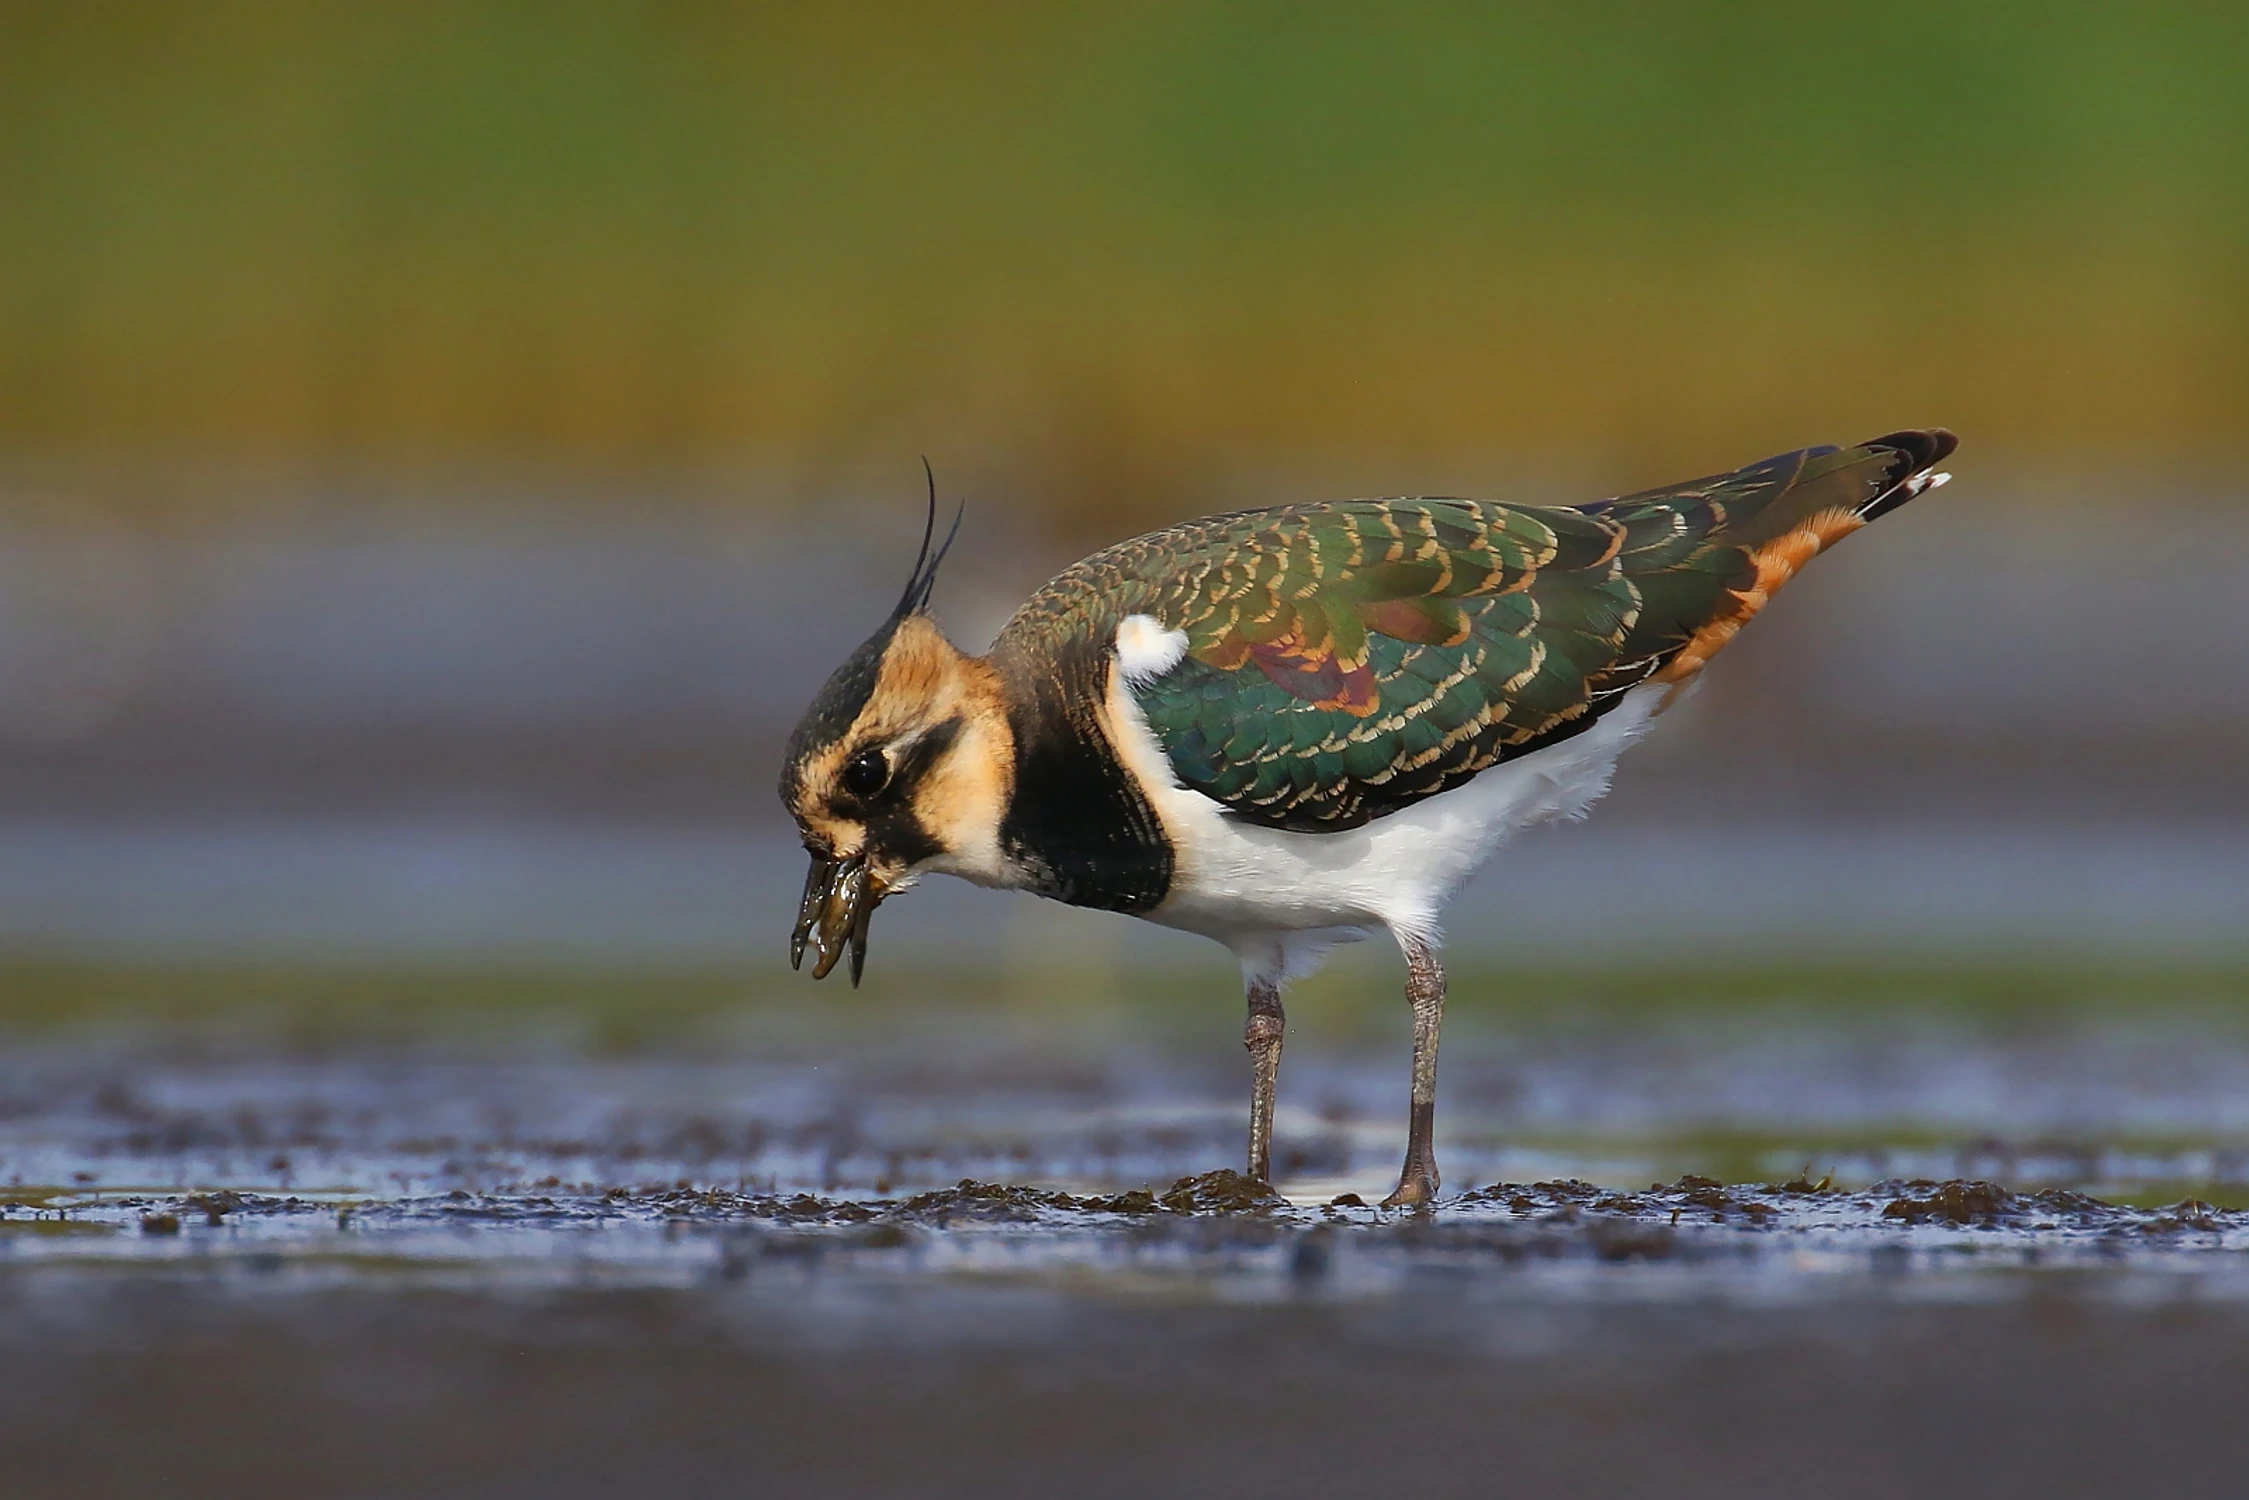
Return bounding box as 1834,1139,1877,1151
989,430,1954,832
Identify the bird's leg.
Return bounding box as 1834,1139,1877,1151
1381,936,1445,1208
1243,976,1286,1185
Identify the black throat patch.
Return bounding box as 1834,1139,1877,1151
995,645,1172,914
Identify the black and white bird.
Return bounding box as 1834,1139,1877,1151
781,431,1957,1206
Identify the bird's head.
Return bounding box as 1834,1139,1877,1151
778,485,1013,984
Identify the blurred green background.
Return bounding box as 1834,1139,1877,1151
4,1,2245,523
1,3,2245,1027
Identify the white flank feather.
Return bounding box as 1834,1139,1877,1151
1103,667,1673,986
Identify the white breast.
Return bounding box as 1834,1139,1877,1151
1101,654,1672,979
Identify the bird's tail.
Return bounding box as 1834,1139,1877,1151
1718,427,1959,550
1724,426,1956,597
1642,428,1956,685
1849,427,1959,523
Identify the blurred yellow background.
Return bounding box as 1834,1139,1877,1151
4,2,2245,525
1,4,2245,980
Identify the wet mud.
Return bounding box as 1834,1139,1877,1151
6,1180,2249,1500
10,1167,2244,1297
5,1012,2249,1496
3,1021,2246,1298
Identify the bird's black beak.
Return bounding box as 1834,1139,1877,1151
790,852,885,985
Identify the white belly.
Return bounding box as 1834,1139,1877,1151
1105,672,1672,978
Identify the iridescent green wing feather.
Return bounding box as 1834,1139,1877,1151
994,433,1950,833
1120,498,1642,830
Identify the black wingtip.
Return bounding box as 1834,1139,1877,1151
1865,427,1959,472
1857,428,1959,522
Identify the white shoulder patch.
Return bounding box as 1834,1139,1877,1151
1114,613,1190,686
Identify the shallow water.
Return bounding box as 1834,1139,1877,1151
5,998,2247,1302
7,980,2249,1495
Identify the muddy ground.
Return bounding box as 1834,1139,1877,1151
4,966,2248,1496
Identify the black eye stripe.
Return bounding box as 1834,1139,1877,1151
834,717,963,808
891,717,962,786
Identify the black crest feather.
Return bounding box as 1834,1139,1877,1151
892,456,965,623
781,466,967,791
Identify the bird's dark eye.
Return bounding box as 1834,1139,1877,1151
841,747,889,799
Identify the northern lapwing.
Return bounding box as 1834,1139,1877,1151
781,430,1957,1206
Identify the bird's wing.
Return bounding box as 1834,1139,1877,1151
1110,432,1952,832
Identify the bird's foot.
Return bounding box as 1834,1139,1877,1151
1380,1159,1441,1210
1384,1097,1442,1209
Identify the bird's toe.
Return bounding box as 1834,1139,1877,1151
1380,1164,1441,1210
